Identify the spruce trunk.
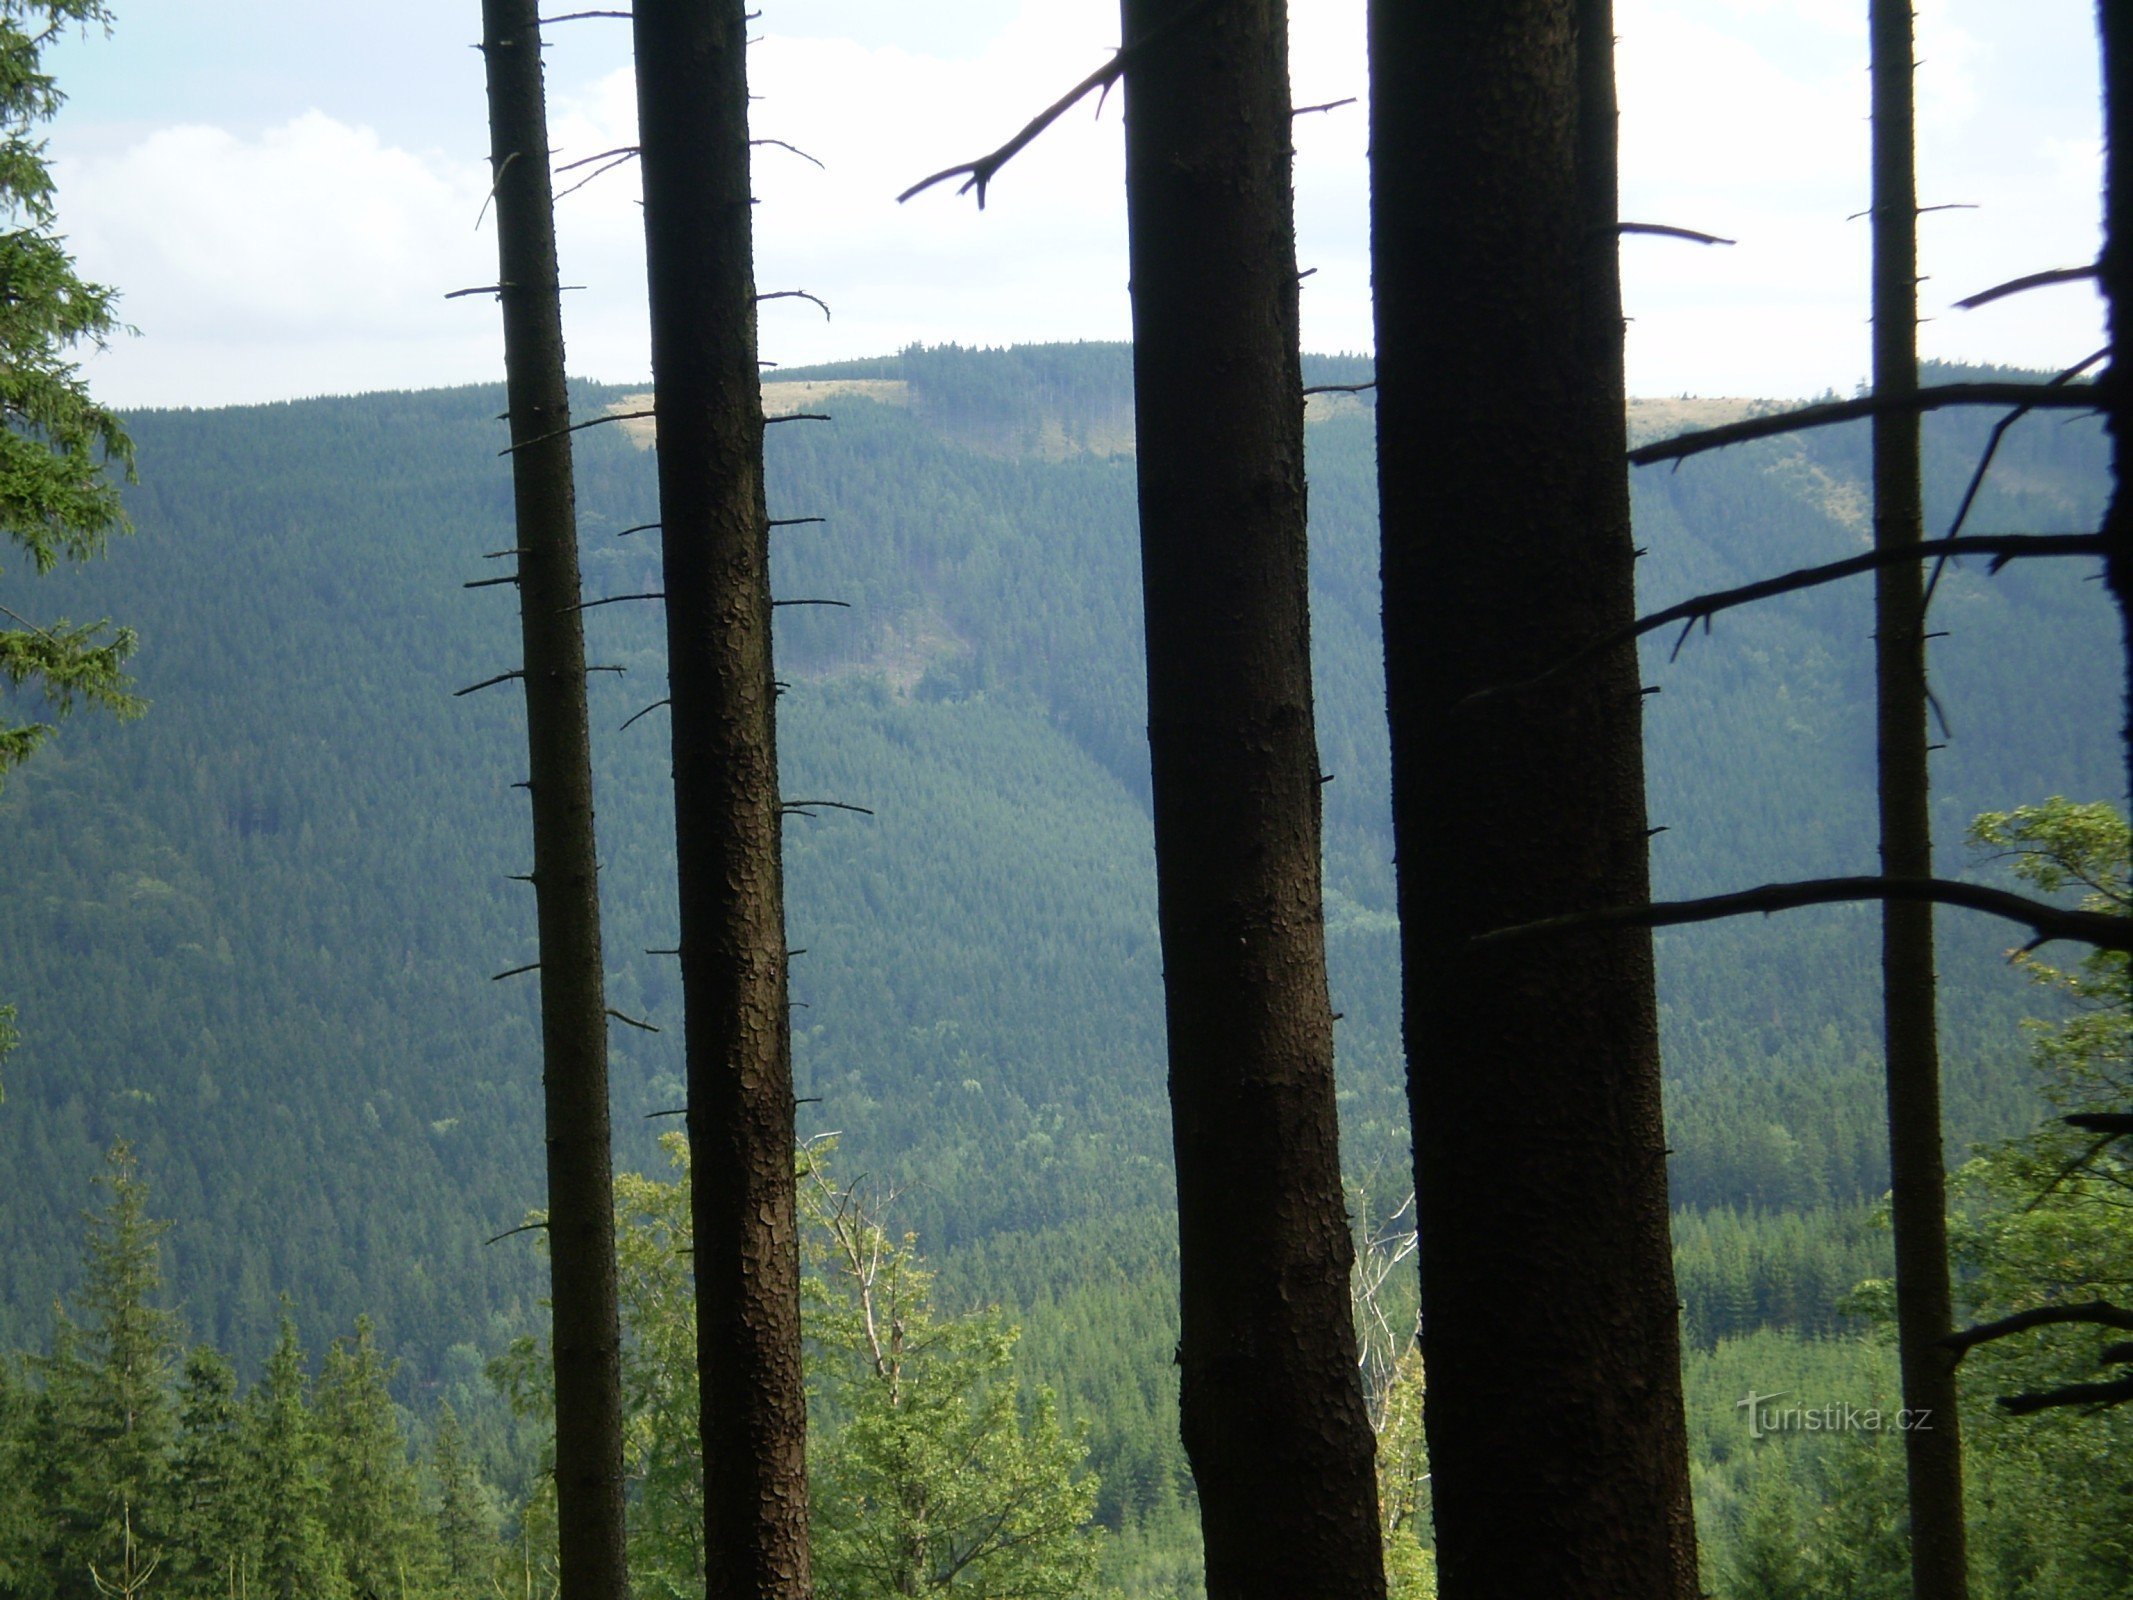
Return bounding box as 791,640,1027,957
2103,1,2133,813
1368,2,1699,1593
1870,5,1969,1595
629,4,810,1596
1116,4,1386,1597
478,9,630,1600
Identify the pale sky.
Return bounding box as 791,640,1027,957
41,0,2109,409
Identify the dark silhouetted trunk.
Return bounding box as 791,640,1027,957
478,7,630,1600
1368,2,1699,1594
1117,4,1387,1597
2103,1,2133,812
630,4,810,1597
1870,5,1969,1595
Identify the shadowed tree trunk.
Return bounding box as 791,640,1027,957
1368,2,1699,1594
629,4,810,1597
477,8,630,1599
1870,5,1969,1595
1116,3,1387,1597
2103,1,2133,812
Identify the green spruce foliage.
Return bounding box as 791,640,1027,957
164,1347,250,1600
249,1313,347,1600
1,349,2129,1591
0,0,137,790
429,1405,500,1600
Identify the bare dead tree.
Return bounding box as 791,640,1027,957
1368,1,1700,1593
2103,0,2133,809
477,10,630,1600
1118,2,1387,1595
1346,1180,1419,1434
1869,5,1969,1593
629,3,810,1597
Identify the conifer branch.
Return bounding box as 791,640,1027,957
752,138,825,169
1629,383,2105,467
499,410,655,456
2066,1113,2133,1136
619,698,671,732
1998,1375,2133,1414
1924,347,2110,607
898,0,1223,208
759,289,831,320
1953,263,2099,310
456,669,527,697
1619,222,1736,245
1943,1300,2133,1360
1462,534,2104,705
1472,877,2133,953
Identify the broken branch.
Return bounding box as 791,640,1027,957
1619,222,1737,246
760,288,831,320
455,669,527,698
898,0,1222,208
619,698,671,732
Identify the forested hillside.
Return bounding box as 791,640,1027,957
0,344,2118,1583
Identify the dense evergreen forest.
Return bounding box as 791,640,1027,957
1,342,2126,1595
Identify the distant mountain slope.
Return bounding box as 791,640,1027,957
0,345,2115,1380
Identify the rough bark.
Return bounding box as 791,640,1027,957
478,10,631,1600
2103,0,2133,812
629,4,810,1596
1368,2,1699,1594
1870,5,1969,1595
1116,4,1387,1597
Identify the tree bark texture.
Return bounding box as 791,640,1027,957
630,4,810,1597
2103,0,2133,814
478,10,631,1600
1870,5,1969,1596
1369,3,1699,1595
1117,4,1387,1598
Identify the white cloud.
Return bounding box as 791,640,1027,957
38,1,2111,407
59,112,502,405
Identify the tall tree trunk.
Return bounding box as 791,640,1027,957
1870,5,1969,1595
2103,1,2133,813
629,5,810,1597
1368,3,1699,1595
478,10,630,1600
1116,5,1386,1597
